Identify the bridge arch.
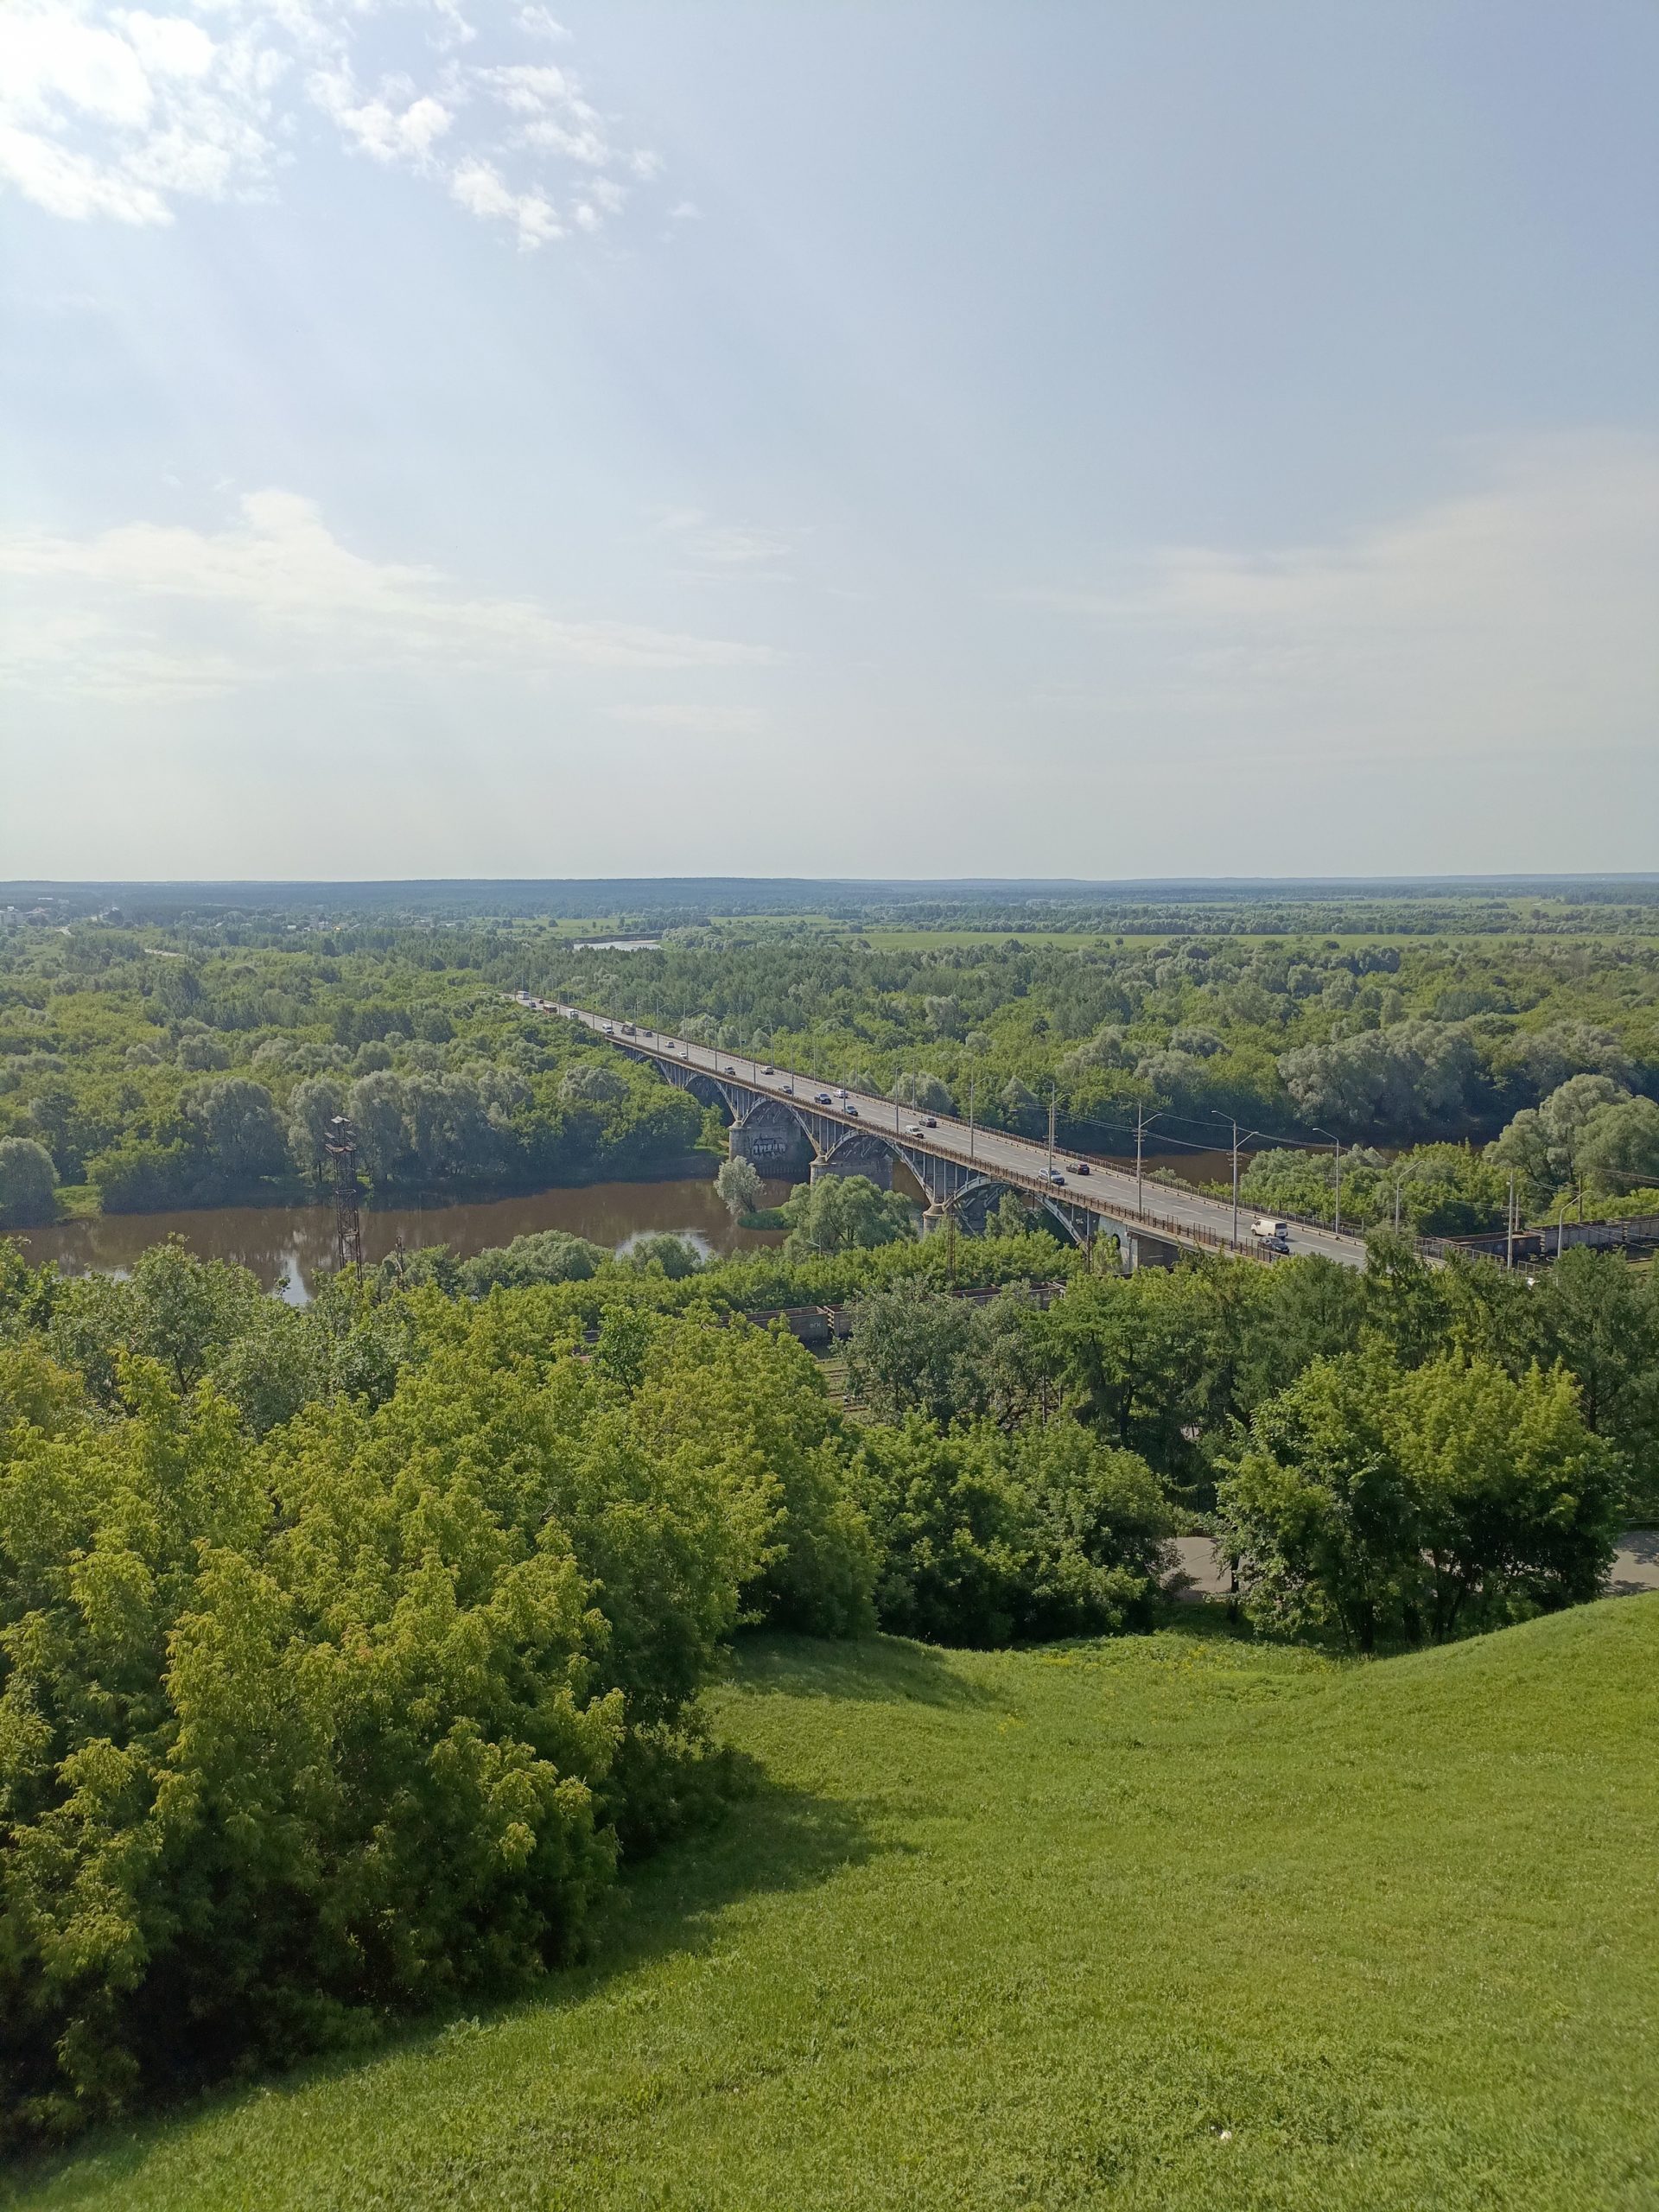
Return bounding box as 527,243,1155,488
810,1130,901,1190
731,1094,816,1176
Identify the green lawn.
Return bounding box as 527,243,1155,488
10,1601,1658,2212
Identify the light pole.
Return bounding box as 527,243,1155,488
1212,1114,1259,1249
968,1072,976,1165
1312,1128,1343,1236
1047,1082,1057,1178
1505,1170,1517,1272
1135,1104,1160,1215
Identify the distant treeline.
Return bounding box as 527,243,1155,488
6,874,1658,932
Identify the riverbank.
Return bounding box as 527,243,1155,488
16,1166,791,1303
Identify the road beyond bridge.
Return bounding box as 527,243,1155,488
524,999,1372,1270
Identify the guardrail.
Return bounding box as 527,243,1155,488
520,996,1344,1265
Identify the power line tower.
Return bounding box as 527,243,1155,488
325,1114,363,1276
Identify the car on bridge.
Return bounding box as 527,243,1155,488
725,1065,737,1075
904,1122,927,1136
1043,1166,1065,1184
844,1103,860,1117
1067,1160,1090,1175
815,1091,833,1104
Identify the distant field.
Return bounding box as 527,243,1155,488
856,927,1121,950
721,924,1659,952
16,1599,1656,2212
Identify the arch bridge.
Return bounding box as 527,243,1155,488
523,1001,1372,1271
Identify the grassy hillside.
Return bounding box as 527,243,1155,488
10,1602,1658,2212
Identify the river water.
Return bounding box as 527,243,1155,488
18,1172,791,1305
14,1146,1243,1306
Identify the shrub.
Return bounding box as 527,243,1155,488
458,1229,605,1294
852,1415,1172,1646
0,1319,767,2143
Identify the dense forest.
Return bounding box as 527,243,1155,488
533,920,1659,1231
3,899,1658,1236
0,925,709,1224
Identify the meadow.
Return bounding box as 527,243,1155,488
12,1597,1656,2212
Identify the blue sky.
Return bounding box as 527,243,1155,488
3,1,1656,880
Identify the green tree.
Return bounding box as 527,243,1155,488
715,1155,764,1220
891,1071,954,1113
559,1063,629,1105
1578,1096,1659,1203
0,1136,58,1227
180,1077,289,1184
845,1278,994,1426
1488,1073,1630,1210
1217,1350,1437,1652
347,1070,409,1183
625,1234,703,1280
1217,1347,1619,1650
999,1076,1044,1136
1528,1249,1659,1516
287,1074,346,1182
780,1174,914,1257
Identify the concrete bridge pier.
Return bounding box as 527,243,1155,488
729,1097,814,1179
810,1134,895,1189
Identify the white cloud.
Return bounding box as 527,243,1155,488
1028,433,1659,764
0,489,777,702
0,2,666,249
0,2,284,222
448,156,560,248
309,68,454,166
479,62,575,115
516,7,570,41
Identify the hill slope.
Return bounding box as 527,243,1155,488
11,1602,1659,2212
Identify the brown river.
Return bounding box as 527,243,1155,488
13,1146,1236,1306
17,1172,794,1305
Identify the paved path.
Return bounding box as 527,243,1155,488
551,1003,1372,1270
1166,1533,1659,1603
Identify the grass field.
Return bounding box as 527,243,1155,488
10,1602,1658,2212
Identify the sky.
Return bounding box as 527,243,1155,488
2,0,1656,882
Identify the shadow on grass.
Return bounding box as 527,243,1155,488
3,1761,883,2205
730,1628,996,1709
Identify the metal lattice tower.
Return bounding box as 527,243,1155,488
324,1114,363,1276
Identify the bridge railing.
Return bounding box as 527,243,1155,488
531,1000,1297,1262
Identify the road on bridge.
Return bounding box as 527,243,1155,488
537,1001,1372,1270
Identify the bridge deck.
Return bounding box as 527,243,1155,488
521,1000,1372,1270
